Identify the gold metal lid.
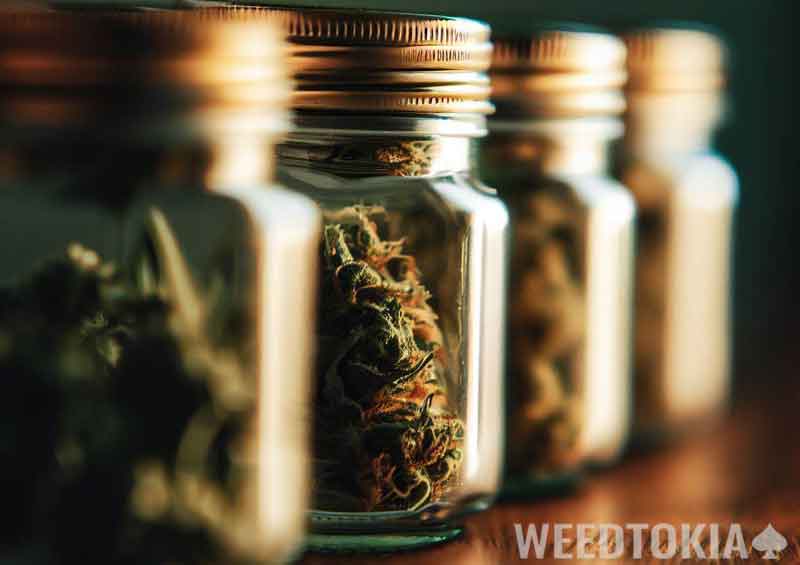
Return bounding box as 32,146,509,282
0,7,289,126
490,27,627,118
624,27,726,92
215,6,494,115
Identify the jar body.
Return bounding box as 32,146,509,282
277,126,508,550
617,151,738,440
0,128,318,564
480,128,635,494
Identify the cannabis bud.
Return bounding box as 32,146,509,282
0,209,259,562
505,181,585,476
313,206,463,512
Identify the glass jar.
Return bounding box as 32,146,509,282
0,10,317,564
617,28,738,441
247,7,509,552
480,29,636,496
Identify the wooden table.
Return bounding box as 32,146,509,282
299,382,800,564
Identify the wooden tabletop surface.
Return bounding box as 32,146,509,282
299,381,800,564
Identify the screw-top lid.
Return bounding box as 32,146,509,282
216,6,494,115
490,26,627,118
0,6,290,129
624,27,726,92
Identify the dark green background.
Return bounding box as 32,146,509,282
54,0,800,385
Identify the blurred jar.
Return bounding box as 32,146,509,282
618,28,737,441
480,27,636,495
0,9,317,564
220,6,509,551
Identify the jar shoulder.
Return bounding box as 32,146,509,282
180,183,322,239
439,172,511,230
675,153,740,205
620,152,739,204
253,183,321,227
278,166,509,227
561,174,637,217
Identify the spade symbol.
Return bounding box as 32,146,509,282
752,524,788,559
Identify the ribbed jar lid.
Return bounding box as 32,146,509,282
624,26,726,92
0,6,289,126
490,25,627,118
216,6,495,115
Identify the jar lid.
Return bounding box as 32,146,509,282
217,6,494,115
624,26,726,92
0,7,289,127
490,26,627,118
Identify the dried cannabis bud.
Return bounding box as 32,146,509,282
619,161,671,430
505,182,585,476
313,206,463,512
0,209,257,563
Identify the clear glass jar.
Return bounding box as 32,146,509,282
264,7,509,552
618,28,738,441
481,30,636,496
0,10,317,564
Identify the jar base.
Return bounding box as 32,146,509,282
628,426,675,453
500,470,582,501
305,528,463,553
